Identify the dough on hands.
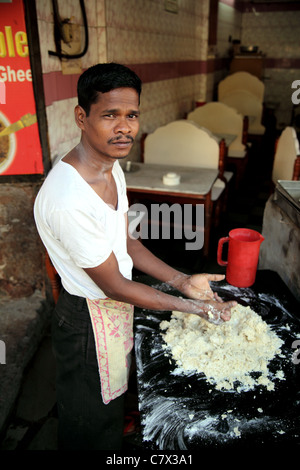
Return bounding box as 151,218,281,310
160,304,284,392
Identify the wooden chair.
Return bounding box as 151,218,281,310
141,120,233,226
272,127,300,186
45,251,61,304
219,89,265,137
187,102,249,188
218,71,265,103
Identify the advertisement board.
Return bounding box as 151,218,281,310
0,0,44,175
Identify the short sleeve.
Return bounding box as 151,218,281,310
50,208,112,268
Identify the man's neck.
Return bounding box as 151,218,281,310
63,141,116,182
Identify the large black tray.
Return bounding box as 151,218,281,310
133,270,300,450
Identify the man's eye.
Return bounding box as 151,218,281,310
129,114,139,119
104,113,115,118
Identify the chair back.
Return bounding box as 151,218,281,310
218,71,265,103
272,127,300,183
144,120,220,169
187,102,246,157
219,89,265,135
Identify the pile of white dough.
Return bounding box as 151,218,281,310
160,304,284,392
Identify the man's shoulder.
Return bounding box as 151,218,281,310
38,160,86,205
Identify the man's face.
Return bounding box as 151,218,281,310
77,87,140,161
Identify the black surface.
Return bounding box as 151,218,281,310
133,270,300,450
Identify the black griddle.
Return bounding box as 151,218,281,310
133,270,300,450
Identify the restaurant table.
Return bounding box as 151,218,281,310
133,270,300,451
122,162,219,256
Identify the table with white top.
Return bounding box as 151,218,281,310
122,162,219,256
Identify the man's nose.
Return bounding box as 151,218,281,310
114,117,131,134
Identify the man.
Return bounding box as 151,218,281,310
34,63,236,450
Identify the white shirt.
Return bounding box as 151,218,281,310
34,159,133,299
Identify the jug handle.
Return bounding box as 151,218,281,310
217,236,229,266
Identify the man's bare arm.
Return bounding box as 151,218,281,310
84,251,236,323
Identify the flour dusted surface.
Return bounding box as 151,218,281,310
160,304,284,392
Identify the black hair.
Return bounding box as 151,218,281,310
77,62,142,115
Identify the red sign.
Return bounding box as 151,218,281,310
0,0,44,175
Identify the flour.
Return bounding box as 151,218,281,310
160,304,284,392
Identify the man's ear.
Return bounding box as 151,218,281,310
74,105,86,130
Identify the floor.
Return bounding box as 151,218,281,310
0,125,277,451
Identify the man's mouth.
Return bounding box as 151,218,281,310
108,136,134,146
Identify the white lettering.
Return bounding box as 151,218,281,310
128,203,204,250
183,204,204,251
16,69,25,81
106,455,141,467
128,203,148,240
0,340,6,364
291,80,300,105
0,65,32,83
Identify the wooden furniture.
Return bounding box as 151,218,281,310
187,102,249,188
272,127,300,185
141,120,233,225
230,55,265,80
219,89,265,137
124,162,219,257
45,251,61,304
141,120,232,195
219,71,265,103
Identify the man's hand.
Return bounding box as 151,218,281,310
197,298,236,324
171,273,237,323
173,273,226,301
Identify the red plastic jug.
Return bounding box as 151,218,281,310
217,228,264,287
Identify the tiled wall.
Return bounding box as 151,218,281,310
36,0,107,163
208,1,243,100
217,1,300,129
241,8,300,128
36,0,211,163
217,2,242,59
35,0,300,166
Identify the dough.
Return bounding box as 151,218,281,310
160,304,284,392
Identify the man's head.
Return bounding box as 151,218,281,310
77,63,142,116
75,63,142,161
